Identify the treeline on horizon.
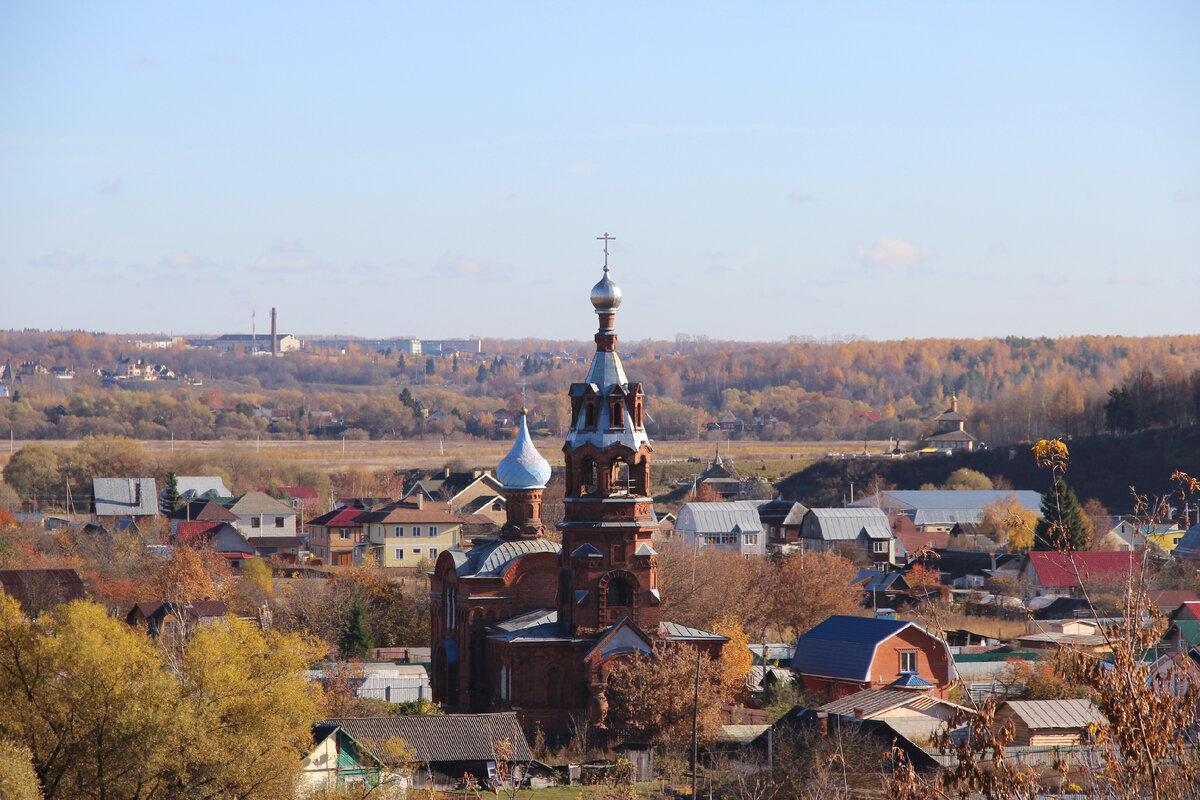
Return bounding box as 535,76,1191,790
2,329,1200,447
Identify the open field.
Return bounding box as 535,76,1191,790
0,437,898,475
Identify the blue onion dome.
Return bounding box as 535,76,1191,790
497,411,552,489
590,266,623,312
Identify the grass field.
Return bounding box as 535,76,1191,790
0,437,896,477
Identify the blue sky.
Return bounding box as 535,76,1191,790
2,2,1197,342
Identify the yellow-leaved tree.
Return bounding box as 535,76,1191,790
710,615,753,702
980,492,1039,551
0,594,325,800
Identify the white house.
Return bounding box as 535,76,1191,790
674,501,766,558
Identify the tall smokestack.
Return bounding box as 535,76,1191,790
270,307,278,356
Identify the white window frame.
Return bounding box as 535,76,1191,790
395,548,404,560
900,650,918,673
873,540,889,554
428,525,437,536
429,547,438,557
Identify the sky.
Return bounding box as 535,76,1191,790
1,2,1198,343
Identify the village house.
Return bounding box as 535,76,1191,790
992,699,1106,746
319,713,533,788
674,500,766,558
799,507,896,566
307,505,366,566
1020,550,1137,597
300,724,388,796
0,568,86,616
357,497,467,568
757,498,808,553
790,613,956,700
171,476,231,501
125,600,228,637
167,499,239,536
174,521,257,568
226,491,298,539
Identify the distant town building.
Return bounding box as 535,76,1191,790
923,396,978,451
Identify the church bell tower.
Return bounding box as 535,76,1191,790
557,236,660,633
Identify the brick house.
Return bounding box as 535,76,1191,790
790,614,956,700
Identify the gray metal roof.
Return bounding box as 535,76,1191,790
1001,699,1105,730
455,538,561,578
1175,524,1200,559
173,476,231,499
675,501,765,535
659,621,728,641
805,508,892,541
851,490,1042,515
563,345,650,453
93,478,160,516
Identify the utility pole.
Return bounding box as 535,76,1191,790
691,647,701,800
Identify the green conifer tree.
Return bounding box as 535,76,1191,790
339,600,374,660
1034,476,1091,550
162,470,183,513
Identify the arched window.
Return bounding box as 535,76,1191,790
607,577,633,607
581,457,597,496
584,401,597,429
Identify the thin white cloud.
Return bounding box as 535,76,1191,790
433,255,513,281
1174,190,1200,203
253,254,321,273
853,237,931,269
787,191,815,204
159,253,210,269
97,178,122,196
988,243,1010,257
270,238,306,253
1108,274,1145,287
571,163,599,175
30,251,86,270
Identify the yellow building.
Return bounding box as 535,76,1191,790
357,497,465,568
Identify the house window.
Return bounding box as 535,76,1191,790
900,650,918,673
339,528,349,539
744,534,758,546
873,540,889,554
251,516,261,528
429,548,438,557
396,526,406,537
395,548,404,560
428,526,437,536
275,517,285,528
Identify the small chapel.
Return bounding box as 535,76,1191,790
429,250,727,737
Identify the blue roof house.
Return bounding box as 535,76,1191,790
791,614,956,701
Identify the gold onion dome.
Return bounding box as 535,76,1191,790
496,411,552,489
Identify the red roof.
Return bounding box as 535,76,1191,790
176,520,225,543
307,506,365,527
1026,551,1136,588
1174,600,1200,621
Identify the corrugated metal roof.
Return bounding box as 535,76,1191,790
174,476,230,499
851,490,1042,513
323,713,532,762
456,538,561,578
1175,524,1200,559
93,478,160,516
1001,699,1105,730
806,508,892,541
676,501,765,535
659,621,728,641
818,688,940,718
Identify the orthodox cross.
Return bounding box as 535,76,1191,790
597,232,615,271
518,379,529,412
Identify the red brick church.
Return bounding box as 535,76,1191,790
430,252,726,736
